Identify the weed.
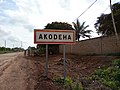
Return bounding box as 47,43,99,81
91,59,120,89
54,76,83,90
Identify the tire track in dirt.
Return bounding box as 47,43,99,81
0,53,30,90
0,60,12,76
0,53,56,90
0,53,20,77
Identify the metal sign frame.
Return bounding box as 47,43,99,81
34,29,76,44
34,29,76,83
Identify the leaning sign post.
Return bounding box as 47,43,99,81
34,29,76,82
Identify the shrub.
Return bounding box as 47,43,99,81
113,59,120,68
54,77,64,85
54,76,83,90
92,59,120,89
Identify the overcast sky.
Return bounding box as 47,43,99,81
0,0,119,49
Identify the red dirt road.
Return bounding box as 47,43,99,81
0,53,32,90
0,52,119,90
0,52,40,90
0,52,58,90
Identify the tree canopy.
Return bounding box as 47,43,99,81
44,22,74,30
72,19,92,41
94,2,120,36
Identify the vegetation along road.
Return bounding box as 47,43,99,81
0,52,120,90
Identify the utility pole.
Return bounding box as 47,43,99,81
13,44,14,48
5,40,6,52
5,40,6,48
110,0,119,40
21,41,22,48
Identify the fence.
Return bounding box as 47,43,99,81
59,36,120,55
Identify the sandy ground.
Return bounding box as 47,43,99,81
0,52,59,90
0,52,119,90
0,52,40,90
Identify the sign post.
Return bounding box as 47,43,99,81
45,44,48,77
63,44,66,83
34,29,75,80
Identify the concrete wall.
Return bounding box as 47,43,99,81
59,36,120,55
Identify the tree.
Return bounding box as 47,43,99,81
44,22,74,30
94,2,120,36
72,19,92,41
37,21,74,54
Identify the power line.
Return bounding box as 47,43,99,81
89,19,96,26
88,0,118,26
103,0,117,13
103,6,110,13
73,0,98,22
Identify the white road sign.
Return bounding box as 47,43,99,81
34,29,76,44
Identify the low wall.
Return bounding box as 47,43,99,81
59,36,120,55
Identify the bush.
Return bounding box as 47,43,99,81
106,81,117,89
73,82,83,90
92,59,120,89
54,76,83,90
54,77,64,85
113,59,120,68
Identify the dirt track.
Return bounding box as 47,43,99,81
0,52,119,90
0,52,40,90
0,52,59,90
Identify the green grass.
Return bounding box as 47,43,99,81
0,51,15,54
91,59,120,90
54,76,83,90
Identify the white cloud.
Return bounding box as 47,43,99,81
58,0,70,10
0,27,10,37
0,0,120,48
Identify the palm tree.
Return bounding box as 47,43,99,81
72,19,92,41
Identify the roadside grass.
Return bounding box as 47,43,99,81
91,59,120,90
54,76,83,90
0,51,15,54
